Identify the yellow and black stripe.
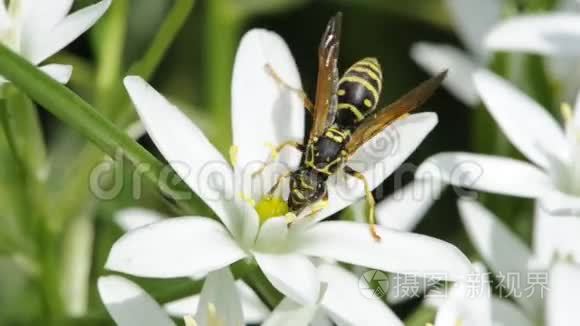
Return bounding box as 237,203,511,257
335,57,383,129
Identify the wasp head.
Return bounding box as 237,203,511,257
288,168,327,213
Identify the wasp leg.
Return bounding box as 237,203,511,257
265,64,314,113
344,166,381,241
252,141,304,178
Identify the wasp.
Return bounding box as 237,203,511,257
261,13,446,240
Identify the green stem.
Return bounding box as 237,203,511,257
95,0,129,117
205,0,241,152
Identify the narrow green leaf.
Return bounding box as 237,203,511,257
233,0,308,16
404,305,436,326
0,43,196,220
129,0,195,81
2,86,47,178
56,0,196,224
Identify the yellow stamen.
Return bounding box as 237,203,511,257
184,316,198,326
207,303,224,326
561,102,573,123
229,145,239,166
255,195,289,223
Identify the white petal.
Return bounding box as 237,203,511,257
491,298,532,326
411,43,480,106
474,70,567,168
445,0,501,59
262,298,319,326
123,76,240,235
540,189,580,216
458,200,538,312
318,264,403,326
195,268,244,326
416,152,552,198
314,113,438,223
114,208,165,232
235,281,270,323
23,0,111,64
485,14,580,56
231,29,304,174
255,217,289,251
165,281,269,324
532,205,580,267
253,252,320,305
0,2,9,30
377,178,446,232
433,263,492,326
547,261,580,326
293,221,472,281
98,275,175,326
39,64,72,84
20,0,73,36
234,198,261,248
106,217,247,278
459,201,532,273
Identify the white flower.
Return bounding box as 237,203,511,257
98,268,245,326
417,69,580,263
458,199,580,325
484,8,580,100
0,0,111,85
114,210,407,325
104,28,472,321
411,0,502,106
263,263,405,326
426,262,531,326
114,208,269,325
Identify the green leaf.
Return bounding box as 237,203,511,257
53,0,196,225
334,0,451,28
1,86,47,178
233,0,308,16
0,43,197,225
128,0,195,81
404,305,436,326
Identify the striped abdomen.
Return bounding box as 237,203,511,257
335,57,383,129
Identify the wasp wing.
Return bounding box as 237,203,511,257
345,70,447,155
309,13,342,141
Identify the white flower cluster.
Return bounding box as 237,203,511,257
411,0,580,325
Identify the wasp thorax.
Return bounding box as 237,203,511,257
255,195,289,224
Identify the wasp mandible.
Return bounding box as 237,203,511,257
260,13,447,241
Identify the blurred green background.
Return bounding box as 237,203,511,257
0,0,552,324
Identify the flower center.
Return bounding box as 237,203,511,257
255,195,289,223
